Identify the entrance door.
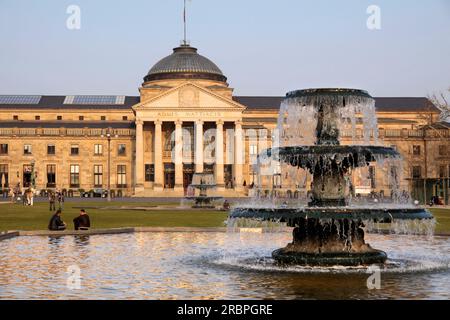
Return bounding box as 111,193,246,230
224,165,233,189
23,165,33,188
164,163,175,189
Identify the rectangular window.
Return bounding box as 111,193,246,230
94,144,103,156
117,165,127,188
145,164,154,182
0,144,8,155
412,166,422,179
369,166,376,188
13,115,18,121
57,115,63,121
439,145,447,156
35,115,40,120
122,116,128,121
47,165,56,188
79,116,84,121
47,145,56,155
70,165,80,188
24,145,32,155
101,116,106,121
118,144,126,156
413,145,421,156
389,166,399,188
249,145,258,156
94,165,103,187
0,164,9,187
71,145,79,156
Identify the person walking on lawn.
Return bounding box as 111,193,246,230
49,192,56,211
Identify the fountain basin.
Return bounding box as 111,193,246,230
266,145,401,170
230,207,433,223
272,249,387,266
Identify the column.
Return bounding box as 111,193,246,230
174,120,184,192
195,120,204,173
154,120,163,191
215,120,225,189
234,120,244,191
135,120,145,193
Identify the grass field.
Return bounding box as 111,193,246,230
0,201,449,234
0,201,228,231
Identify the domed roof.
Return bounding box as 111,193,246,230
144,45,227,83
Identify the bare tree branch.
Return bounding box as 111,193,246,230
428,88,450,122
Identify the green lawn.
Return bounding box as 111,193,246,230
432,208,450,234
0,202,228,231
0,202,449,234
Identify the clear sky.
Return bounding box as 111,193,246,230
0,0,449,97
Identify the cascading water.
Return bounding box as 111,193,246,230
229,88,434,266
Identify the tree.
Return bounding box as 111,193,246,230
429,88,450,122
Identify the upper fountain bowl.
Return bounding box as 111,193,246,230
286,88,372,99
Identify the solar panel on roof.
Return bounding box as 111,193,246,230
64,96,126,105
0,95,41,104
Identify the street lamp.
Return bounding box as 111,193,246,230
101,128,118,202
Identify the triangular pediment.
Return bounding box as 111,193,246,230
132,82,246,112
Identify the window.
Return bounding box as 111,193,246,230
249,145,258,156
122,116,128,121
369,166,376,188
47,165,56,188
94,144,103,156
94,165,103,187
390,166,399,188
118,144,126,156
439,145,447,156
145,164,154,182
117,165,127,188
57,115,63,121
0,164,9,187
79,116,84,121
47,145,56,155
101,116,106,121
35,116,40,120
439,166,447,178
0,144,8,155
24,145,32,155
413,145,421,156
412,166,422,179
71,145,79,156
70,165,80,188
13,115,18,121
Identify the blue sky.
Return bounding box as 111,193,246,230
0,0,449,97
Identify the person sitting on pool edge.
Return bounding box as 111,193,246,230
48,210,67,231
73,209,91,231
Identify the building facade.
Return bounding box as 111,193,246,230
0,44,449,203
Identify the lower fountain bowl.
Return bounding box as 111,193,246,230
272,248,387,266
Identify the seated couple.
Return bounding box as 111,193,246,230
48,209,91,231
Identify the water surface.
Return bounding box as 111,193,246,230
0,232,449,299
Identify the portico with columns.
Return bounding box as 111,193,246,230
132,82,246,197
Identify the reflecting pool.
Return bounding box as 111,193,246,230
0,232,449,299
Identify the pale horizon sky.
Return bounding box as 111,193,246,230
0,0,449,97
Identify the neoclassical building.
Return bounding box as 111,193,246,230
0,44,449,203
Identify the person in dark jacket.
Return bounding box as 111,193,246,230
73,209,91,231
48,210,67,231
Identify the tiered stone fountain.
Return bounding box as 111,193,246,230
230,88,433,266
185,173,223,208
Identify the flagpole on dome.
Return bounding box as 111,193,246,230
182,0,191,46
